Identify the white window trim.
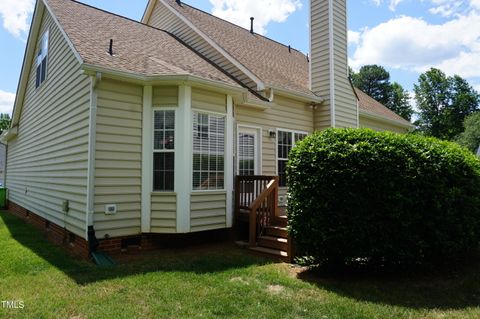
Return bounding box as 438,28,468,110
191,109,227,193
236,124,262,176
276,128,309,188
36,29,49,89
152,107,177,193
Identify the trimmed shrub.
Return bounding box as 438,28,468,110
287,128,480,268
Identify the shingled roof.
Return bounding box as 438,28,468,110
153,0,411,126
159,0,312,97
46,0,411,126
354,88,412,126
45,0,240,87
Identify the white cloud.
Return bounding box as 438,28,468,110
209,0,302,35
349,12,480,79
472,0,480,9
369,0,406,11
348,30,360,45
0,0,34,38
0,90,15,116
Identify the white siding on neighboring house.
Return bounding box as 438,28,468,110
94,79,143,239
6,10,90,237
0,144,6,185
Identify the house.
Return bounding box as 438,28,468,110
1,0,412,259
0,143,5,185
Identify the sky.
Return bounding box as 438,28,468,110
1,0,480,116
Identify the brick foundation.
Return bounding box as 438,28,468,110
6,201,234,260
7,201,90,259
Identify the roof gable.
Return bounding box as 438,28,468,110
151,0,313,97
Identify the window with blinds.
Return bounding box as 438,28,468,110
238,133,255,176
153,110,175,191
277,130,307,187
36,30,49,88
192,112,225,190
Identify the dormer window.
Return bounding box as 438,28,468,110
36,30,49,88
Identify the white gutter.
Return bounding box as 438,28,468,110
85,72,101,239
359,109,414,129
269,86,324,104
0,126,18,144
81,64,246,96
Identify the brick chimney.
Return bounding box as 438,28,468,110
310,0,358,129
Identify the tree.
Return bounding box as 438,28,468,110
351,65,391,106
351,65,414,121
0,114,10,135
456,112,480,153
388,82,414,121
414,68,480,140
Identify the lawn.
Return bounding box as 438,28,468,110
1,212,480,319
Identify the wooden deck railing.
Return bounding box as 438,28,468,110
235,175,279,246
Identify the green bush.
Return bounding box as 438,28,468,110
287,128,480,268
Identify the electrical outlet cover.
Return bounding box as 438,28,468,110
105,204,117,215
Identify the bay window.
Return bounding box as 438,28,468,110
153,110,175,191
192,112,225,190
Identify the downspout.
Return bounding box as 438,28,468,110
86,72,101,254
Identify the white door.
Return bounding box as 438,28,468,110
237,127,260,176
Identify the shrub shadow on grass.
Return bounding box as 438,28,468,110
297,261,480,310
0,212,268,285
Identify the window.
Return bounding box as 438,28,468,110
277,130,307,187
238,132,255,176
153,110,175,191
193,112,225,190
36,30,49,88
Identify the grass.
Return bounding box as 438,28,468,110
1,212,480,319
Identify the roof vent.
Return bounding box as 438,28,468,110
250,17,254,34
288,45,291,53
306,53,310,62
176,0,182,5
108,39,113,56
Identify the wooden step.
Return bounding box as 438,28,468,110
265,226,288,238
258,235,288,251
273,216,287,227
249,246,288,261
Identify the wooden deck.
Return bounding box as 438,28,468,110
235,176,293,262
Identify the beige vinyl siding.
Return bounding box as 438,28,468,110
189,88,228,231
192,88,226,113
310,0,331,130
310,0,357,130
5,11,90,238
153,86,178,107
151,193,177,233
236,95,314,202
147,0,257,91
360,115,409,134
94,79,143,239
190,192,227,232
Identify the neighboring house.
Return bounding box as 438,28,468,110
0,143,5,185
1,0,412,259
